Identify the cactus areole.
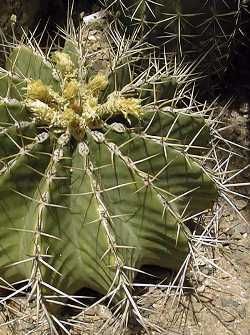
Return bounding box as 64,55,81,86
0,44,218,309
106,0,242,81
25,51,143,140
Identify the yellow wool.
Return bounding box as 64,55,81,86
86,74,108,96
26,100,54,123
25,51,143,140
26,80,50,102
86,96,98,109
52,51,75,75
61,107,80,127
63,80,79,100
99,92,144,119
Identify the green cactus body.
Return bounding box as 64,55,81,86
0,43,218,310
106,0,241,79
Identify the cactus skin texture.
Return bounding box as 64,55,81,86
106,0,243,79
0,42,218,312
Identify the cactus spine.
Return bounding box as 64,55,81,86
105,0,244,82
0,20,219,332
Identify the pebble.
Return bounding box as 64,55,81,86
236,223,250,235
222,311,236,323
227,222,250,237
192,301,203,313
196,285,206,293
242,282,250,290
235,252,250,268
235,199,248,211
221,297,240,308
232,232,243,240
88,35,97,41
237,304,247,319
201,264,214,276
230,243,239,250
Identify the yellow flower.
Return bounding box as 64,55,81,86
99,92,144,119
52,51,75,75
86,96,98,109
26,100,54,123
63,80,79,100
26,80,50,102
61,108,86,140
61,107,80,127
86,73,108,96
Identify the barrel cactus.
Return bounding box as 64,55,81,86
0,21,218,332
104,0,245,82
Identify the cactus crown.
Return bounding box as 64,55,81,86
25,49,144,141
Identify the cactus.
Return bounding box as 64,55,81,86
104,0,244,83
0,22,219,332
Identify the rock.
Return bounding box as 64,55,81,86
237,329,250,335
234,251,250,269
222,309,237,323
235,199,248,211
232,232,243,240
230,242,239,250
196,285,206,293
223,313,236,323
236,223,250,235
237,304,247,319
221,297,240,308
201,264,214,276
242,281,250,291
192,301,203,313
